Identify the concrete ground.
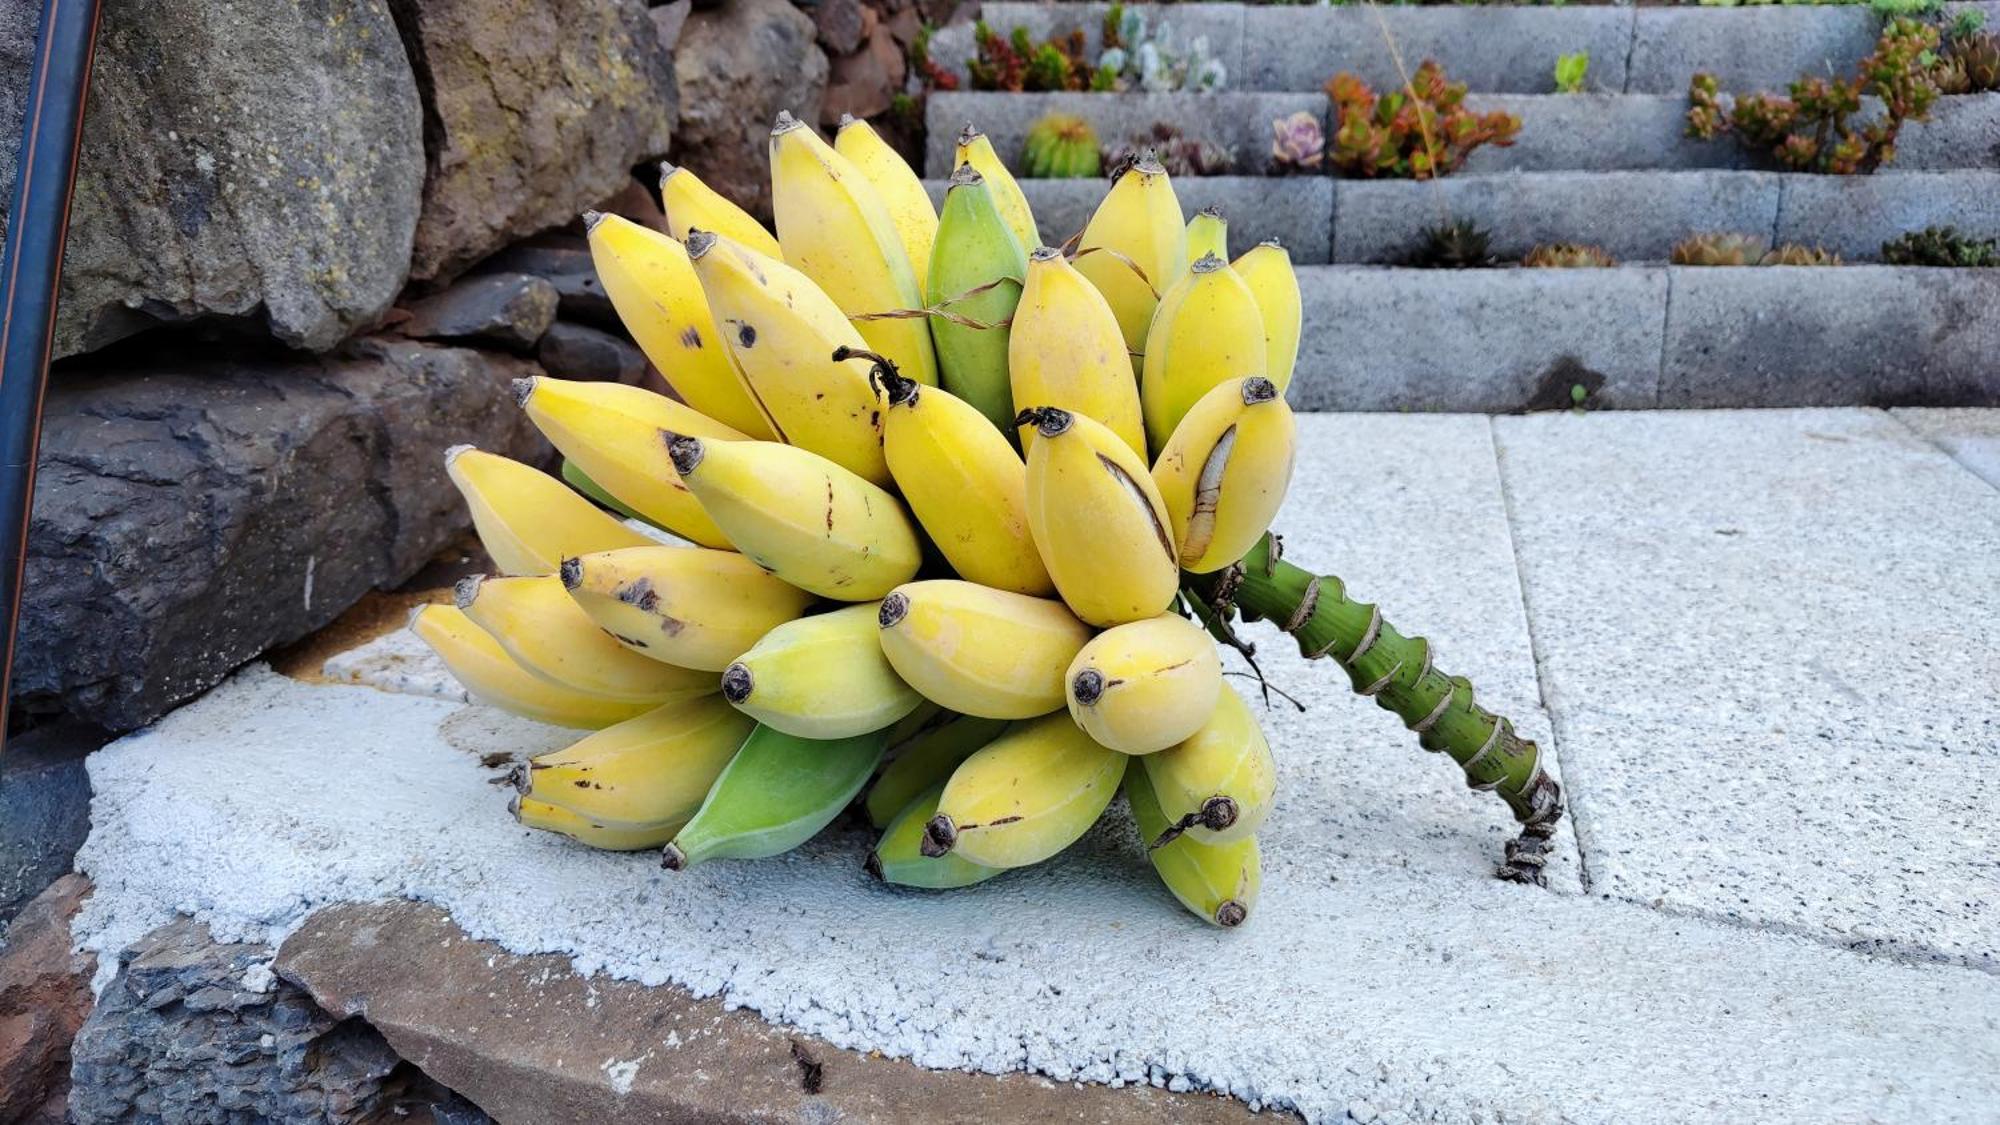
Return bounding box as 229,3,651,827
68,408,2000,1123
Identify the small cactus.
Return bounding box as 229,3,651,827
1671,233,1769,266
1880,225,2000,266
1270,110,1325,171
1405,220,1496,269
1022,113,1102,179
1759,243,1843,267
1522,243,1617,268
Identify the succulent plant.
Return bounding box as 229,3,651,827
1022,113,1103,179
1522,243,1617,268
1880,225,2000,266
1270,110,1325,171
1405,220,1496,269
1096,4,1226,94
1759,243,1843,267
1953,31,2000,91
1687,18,1941,174
1670,233,1770,266
1553,53,1590,95
1327,61,1521,180
1103,124,1236,177
967,22,1096,92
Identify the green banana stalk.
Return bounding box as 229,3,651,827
867,782,1005,889
661,723,888,870
1186,534,1565,885
925,164,1027,435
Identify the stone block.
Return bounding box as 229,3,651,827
1658,265,2000,407
925,3,1247,89
1290,265,1668,411
925,91,1323,178
1243,7,1635,94
1332,171,1784,264
1776,170,2000,261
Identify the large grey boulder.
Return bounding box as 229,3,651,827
673,0,827,220
15,338,547,732
0,0,425,358
69,917,490,1124
398,0,677,283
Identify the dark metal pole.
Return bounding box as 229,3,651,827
0,0,105,750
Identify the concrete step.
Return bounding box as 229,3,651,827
927,89,2000,179
927,2,2000,94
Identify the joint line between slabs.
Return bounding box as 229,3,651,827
1620,8,1639,95
1880,408,2000,497
1606,890,2000,979
1485,417,1591,893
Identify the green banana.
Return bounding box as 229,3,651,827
925,164,1027,435
661,723,889,870
864,712,1010,829
868,782,1005,889
1185,205,1228,267
561,458,653,527
1123,763,1259,928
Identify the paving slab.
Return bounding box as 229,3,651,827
1291,266,1667,412
1776,170,2000,261
1658,266,2000,408
925,91,1322,178
1894,407,2000,492
1494,408,2000,971
1242,6,1635,94
1331,171,1784,264
924,175,1334,262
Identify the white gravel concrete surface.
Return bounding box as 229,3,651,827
70,410,2000,1123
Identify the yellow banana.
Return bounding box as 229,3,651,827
1073,155,1185,378
685,230,890,485
1151,377,1297,574
1020,407,1179,628
510,795,680,852
1184,205,1228,267
1140,252,1268,451
1065,613,1223,755
667,434,921,601
444,446,653,577
1009,248,1146,458
515,375,744,548
455,574,715,704
834,115,939,292
1123,765,1259,928
864,712,1010,829
721,603,923,739
770,111,938,387
953,124,1039,255
583,211,776,440
659,160,782,259
561,545,815,671
924,711,1126,869
1232,239,1302,392
408,603,653,729
864,353,1052,595
876,580,1092,720
1139,682,1276,846
868,782,1006,889
926,164,1028,434
513,695,755,831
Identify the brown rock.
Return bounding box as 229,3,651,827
887,2,923,47
401,0,677,283
816,0,866,55
821,23,908,127
0,876,94,1124
673,0,828,220
650,0,691,52
279,900,1284,1125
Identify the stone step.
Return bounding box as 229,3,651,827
927,2,2000,94
920,175,1333,262
928,89,2000,179
1286,264,2000,412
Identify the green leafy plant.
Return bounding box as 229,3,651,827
1405,220,1496,268
1102,123,1236,176
1687,18,1942,174
1671,233,1770,266
1522,243,1616,268
1553,53,1590,94
967,23,1099,92
1327,61,1521,179
1880,225,2000,265
910,24,959,92
1022,114,1103,178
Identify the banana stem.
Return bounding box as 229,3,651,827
1186,534,1564,886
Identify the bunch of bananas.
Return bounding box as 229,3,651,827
411,112,1304,927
